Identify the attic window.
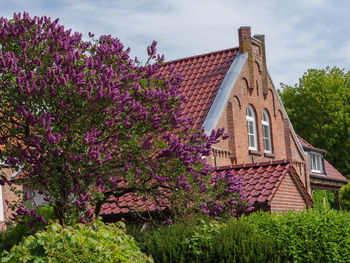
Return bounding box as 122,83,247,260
246,105,258,151
310,152,323,173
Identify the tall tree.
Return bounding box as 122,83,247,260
278,67,350,178
0,13,250,225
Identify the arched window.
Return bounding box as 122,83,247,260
262,109,272,153
246,105,257,150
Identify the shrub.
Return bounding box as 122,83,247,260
340,182,350,211
130,217,277,263
0,205,55,253
243,209,350,262
1,220,153,263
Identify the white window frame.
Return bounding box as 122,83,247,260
246,105,258,151
262,110,272,153
310,152,323,173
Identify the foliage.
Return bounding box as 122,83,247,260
0,12,250,225
312,189,338,211
132,210,350,263
244,209,350,263
341,182,350,211
1,220,153,263
130,216,277,263
0,205,55,253
278,67,350,178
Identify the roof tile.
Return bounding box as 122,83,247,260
214,160,312,205
159,47,239,129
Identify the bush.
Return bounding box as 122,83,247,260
244,209,350,262
130,217,278,263
1,220,153,263
341,182,350,211
0,205,55,253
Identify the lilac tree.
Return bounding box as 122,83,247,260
0,13,250,225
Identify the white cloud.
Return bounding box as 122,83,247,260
1,0,350,87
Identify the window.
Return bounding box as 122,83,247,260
262,110,272,153
310,153,323,173
246,105,258,150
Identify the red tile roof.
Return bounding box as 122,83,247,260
99,160,313,216
160,47,239,129
99,193,167,216
297,136,327,153
324,159,349,183
99,178,168,216
214,160,313,205
297,136,348,183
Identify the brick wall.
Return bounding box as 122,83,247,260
0,168,22,232
207,27,311,210
207,29,307,171
270,171,306,212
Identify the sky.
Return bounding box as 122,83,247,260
1,0,350,88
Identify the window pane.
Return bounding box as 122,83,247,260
311,154,322,172
249,135,255,148
248,122,254,134
316,155,321,171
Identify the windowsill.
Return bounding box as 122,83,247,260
311,170,323,175
309,172,326,177
264,152,275,158
249,150,261,156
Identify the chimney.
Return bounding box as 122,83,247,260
254,34,268,96
238,26,254,90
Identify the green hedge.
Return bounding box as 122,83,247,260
244,209,350,263
130,217,278,263
1,220,153,263
131,209,350,263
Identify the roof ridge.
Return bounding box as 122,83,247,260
163,46,239,66
216,159,290,171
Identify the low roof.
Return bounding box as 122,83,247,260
160,47,239,129
297,136,327,154
297,136,348,183
324,159,349,183
214,160,313,206
99,160,313,216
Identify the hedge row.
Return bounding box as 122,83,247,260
131,209,350,263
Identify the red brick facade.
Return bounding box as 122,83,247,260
0,168,22,231
270,171,307,212
206,27,310,204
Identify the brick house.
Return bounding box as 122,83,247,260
100,26,348,219
1,27,348,228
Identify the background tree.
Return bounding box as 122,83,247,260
0,13,250,226
278,67,350,178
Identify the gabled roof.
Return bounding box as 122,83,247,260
298,136,327,154
324,159,349,183
214,160,313,206
297,136,348,183
160,47,239,130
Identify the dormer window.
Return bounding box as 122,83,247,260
246,105,258,150
262,109,272,153
310,152,323,173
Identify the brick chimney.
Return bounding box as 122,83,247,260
238,26,254,90
253,34,268,96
